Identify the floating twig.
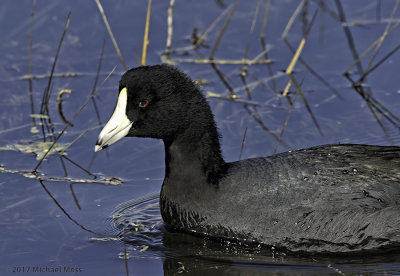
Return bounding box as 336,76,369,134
20,72,84,80
57,89,73,126
172,58,271,65
1,164,122,185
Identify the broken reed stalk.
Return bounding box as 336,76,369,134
283,10,317,96
245,72,277,95
172,58,271,65
345,73,400,126
164,0,176,57
37,12,71,143
61,125,98,154
337,1,400,133
273,91,298,155
95,0,128,70
89,65,119,167
33,46,107,173
28,0,36,125
194,3,232,48
282,0,306,39
33,116,73,172
359,42,400,82
259,0,277,93
335,0,363,75
290,74,323,135
280,5,323,137
1,165,121,185
60,155,67,176
240,0,262,99
40,12,71,116
376,0,382,22
57,89,73,126
209,0,240,60
123,234,130,276
165,2,233,56
208,0,240,97
367,101,394,142
344,20,400,74
38,179,98,235
141,0,152,66
62,155,94,176
355,2,400,82
243,0,262,62
21,72,84,80
238,127,248,160
260,0,270,47
243,104,286,146
364,0,400,72
347,75,398,140
90,40,106,129
100,65,118,87
87,41,110,171
282,2,341,98
286,34,306,75
283,37,342,99
206,91,261,106
69,183,82,210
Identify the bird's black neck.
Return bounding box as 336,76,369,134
160,120,225,230
163,121,226,188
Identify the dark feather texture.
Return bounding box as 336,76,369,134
103,65,400,254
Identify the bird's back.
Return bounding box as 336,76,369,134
204,144,400,253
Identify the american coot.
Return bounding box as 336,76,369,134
95,64,400,254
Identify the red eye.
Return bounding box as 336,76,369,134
139,99,149,108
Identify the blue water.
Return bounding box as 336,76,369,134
1,0,400,275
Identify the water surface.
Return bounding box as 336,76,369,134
1,0,400,275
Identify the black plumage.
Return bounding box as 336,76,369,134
96,64,400,254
